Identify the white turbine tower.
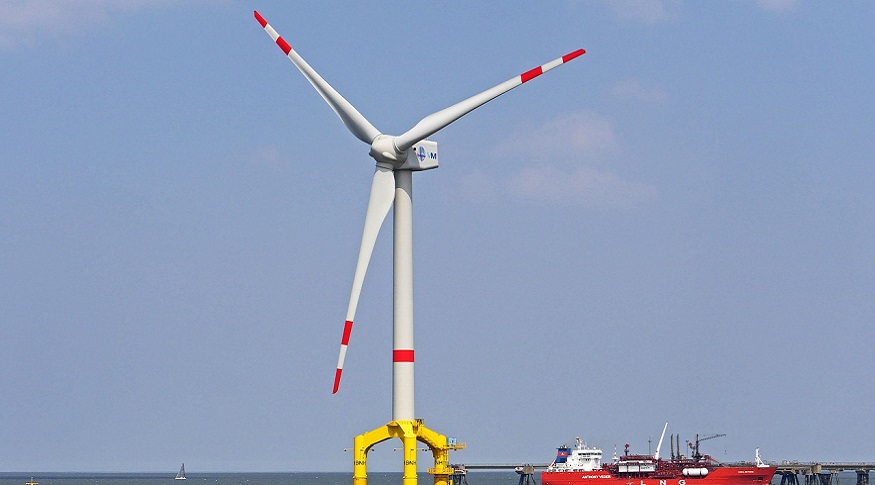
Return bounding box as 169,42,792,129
254,10,584,483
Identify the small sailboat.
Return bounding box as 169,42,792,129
175,463,186,480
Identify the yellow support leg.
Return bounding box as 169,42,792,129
352,423,396,485
418,422,464,485
399,421,418,485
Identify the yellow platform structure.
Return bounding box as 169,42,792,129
353,419,466,485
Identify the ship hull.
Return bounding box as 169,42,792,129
542,466,777,485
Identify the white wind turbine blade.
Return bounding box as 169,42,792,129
254,11,381,145
394,49,585,152
333,165,396,394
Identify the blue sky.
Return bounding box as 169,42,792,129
2,0,874,473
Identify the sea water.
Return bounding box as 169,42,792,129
0,472,863,485
0,472,520,485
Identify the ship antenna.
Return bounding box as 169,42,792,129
653,422,668,460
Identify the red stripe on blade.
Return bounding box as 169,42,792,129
276,36,292,55
254,11,267,28
393,350,415,362
521,66,543,83
332,368,342,394
341,320,353,345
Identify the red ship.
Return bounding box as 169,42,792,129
542,426,776,485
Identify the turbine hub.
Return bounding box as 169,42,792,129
369,135,406,167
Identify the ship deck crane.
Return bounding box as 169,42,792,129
688,433,726,461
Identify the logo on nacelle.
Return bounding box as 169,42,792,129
399,140,439,171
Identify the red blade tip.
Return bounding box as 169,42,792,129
254,10,267,28
563,49,586,62
332,369,342,394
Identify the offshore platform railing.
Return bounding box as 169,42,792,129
775,463,875,485
448,463,548,485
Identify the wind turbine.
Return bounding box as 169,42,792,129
254,10,584,483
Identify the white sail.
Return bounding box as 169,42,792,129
175,464,186,480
